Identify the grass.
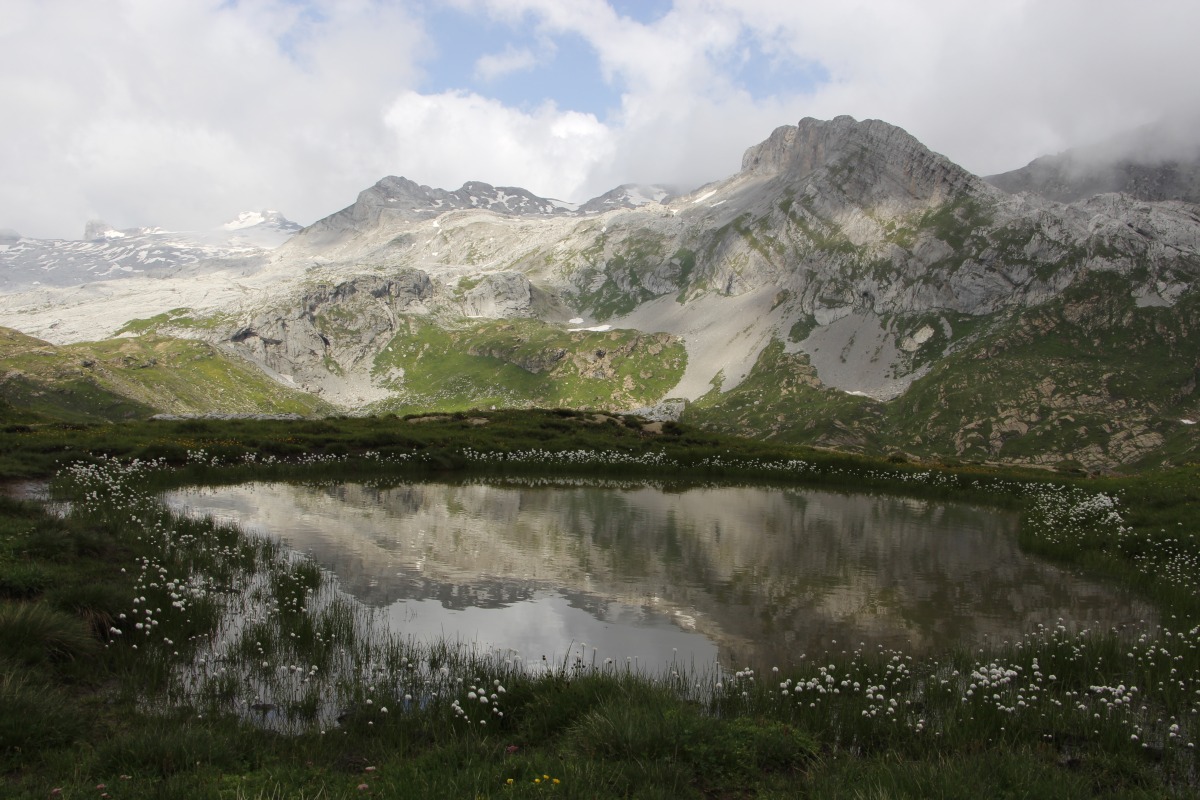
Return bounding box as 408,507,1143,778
116,307,233,336
0,602,99,665
686,340,885,448
1,414,1199,796
686,271,1200,470
369,317,685,413
0,327,331,423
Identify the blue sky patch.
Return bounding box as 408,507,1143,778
608,0,674,25
719,29,831,100
419,5,622,117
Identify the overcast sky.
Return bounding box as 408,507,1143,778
3,0,1198,240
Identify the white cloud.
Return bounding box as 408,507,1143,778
0,0,429,238
382,90,612,200
461,0,1200,187
474,44,542,82
3,0,1200,239
708,0,1200,174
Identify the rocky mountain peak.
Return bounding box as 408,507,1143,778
739,115,988,209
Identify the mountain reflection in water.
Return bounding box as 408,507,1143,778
166,481,1154,669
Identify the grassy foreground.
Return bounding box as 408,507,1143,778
1,411,1198,798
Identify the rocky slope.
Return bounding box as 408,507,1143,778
987,118,1200,204
1,116,1197,468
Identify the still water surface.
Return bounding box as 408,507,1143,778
166,480,1153,670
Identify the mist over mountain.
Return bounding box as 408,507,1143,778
0,211,302,291
987,117,1200,204
1,116,1197,469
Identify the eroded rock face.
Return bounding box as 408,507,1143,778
462,272,534,318
741,115,988,209
223,270,435,403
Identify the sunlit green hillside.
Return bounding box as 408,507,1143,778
0,328,330,422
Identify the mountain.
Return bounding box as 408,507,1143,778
576,184,676,214
0,116,1197,469
0,211,301,291
219,210,303,248
986,118,1200,204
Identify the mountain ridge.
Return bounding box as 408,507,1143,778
986,117,1200,204
0,210,303,292
1,115,1197,469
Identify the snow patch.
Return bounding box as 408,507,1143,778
223,211,266,231
569,324,612,332
623,186,669,206
691,190,717,204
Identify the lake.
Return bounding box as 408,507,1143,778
165,479,1154,671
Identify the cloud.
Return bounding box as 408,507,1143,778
0,0,429,238
710,0,1200,174
459,0,1200,185
474,44,543,83
382,90,612,200
3,0,1200,239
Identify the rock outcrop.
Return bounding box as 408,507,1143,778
225,271,435,404
461,272,535,318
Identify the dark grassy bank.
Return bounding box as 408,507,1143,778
0,407,1044,481
1,411,1198,798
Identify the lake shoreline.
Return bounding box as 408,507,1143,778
2,412,1197,797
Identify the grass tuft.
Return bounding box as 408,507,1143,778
0,601,98,665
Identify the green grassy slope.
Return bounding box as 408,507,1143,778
883,273,1199,467
686,274,1200,469
685,340,885,452
0,328,332,423
370,317,686,414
